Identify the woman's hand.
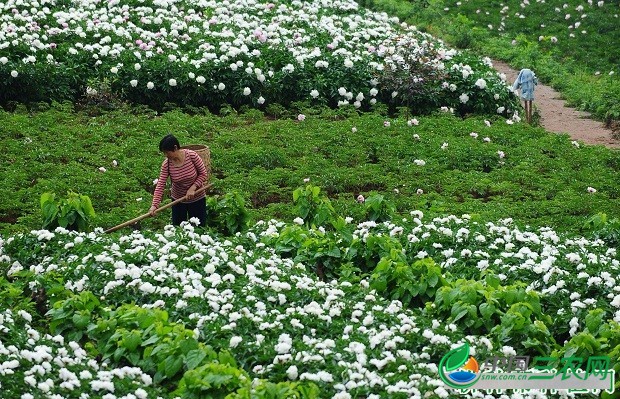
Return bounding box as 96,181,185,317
186,185,197,200
149,206,158,216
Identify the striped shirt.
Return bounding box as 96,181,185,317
151,149,208,208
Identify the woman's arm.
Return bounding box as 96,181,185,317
150,160,169,214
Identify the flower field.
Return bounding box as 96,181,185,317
394,0,620,124
0,0,520,115
2,212,620,398
2,0,620,398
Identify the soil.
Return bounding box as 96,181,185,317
492,60,620,149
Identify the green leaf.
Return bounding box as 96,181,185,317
122,331,142,352
479,302,496,320
72,312,91,329
485,274,501,289
185,349,207,370
164,355,184,378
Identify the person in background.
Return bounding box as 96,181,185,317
149,134,208,226
512,68,538,124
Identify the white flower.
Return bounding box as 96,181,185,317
303,178,310,183
293,217,304,225
475,78,487,89
297,114,306,121
338,87,347,96
441,142,449,150
484,120,491,127
416,189,424,195
407,118,419,126
188,72,195,79
414,159,426,166
130,79,138,87
459,93,469,103
134,63,141,70
112,160,118,167
497,151,505,159
110,67,118,74
483,137,491,143
257,96,265,105
310,89,319,98
587,187,597,193
571,140,580,148
147,82,154,90
470,132,478,138
344,59,354,68
243,87,251,96
196,76,206,84
168,79,177,86
351,127,357,133
0,57,8,64
286,365,298,380
369,88,378,96
357,194,365,203
218,82,225,90
11,70,18,78
391,91,398,98
229,336,242,348
98,167,107,172
497,106,505,113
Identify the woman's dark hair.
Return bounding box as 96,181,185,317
159,134,180,152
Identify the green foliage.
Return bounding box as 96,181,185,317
582,213,620,248
399,0,620,125
363,193,396,222
206,191,251,235
47,295,234,385
227,381,321,399
292,184,336,228
2,104,620,237
175,361,249,399
434,275,556,354
41,191,96,231
370,251,448,308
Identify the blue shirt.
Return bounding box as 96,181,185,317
513,68,538,101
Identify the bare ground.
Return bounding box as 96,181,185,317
493,60,619,149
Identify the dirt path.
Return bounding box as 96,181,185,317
493,60,619,149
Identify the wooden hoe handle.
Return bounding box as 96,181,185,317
104,183,213,234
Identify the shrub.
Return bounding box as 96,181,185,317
40,191,95,232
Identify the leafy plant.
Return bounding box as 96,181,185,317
362,193,396,222
40,191,95,231
292,184,336,228
370,250,448,307
434,275,556,354
48,296,232,385
227,380,321,399
174,361,249,399
206,191,251,235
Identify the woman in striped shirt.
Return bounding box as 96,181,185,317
149,134,208,226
